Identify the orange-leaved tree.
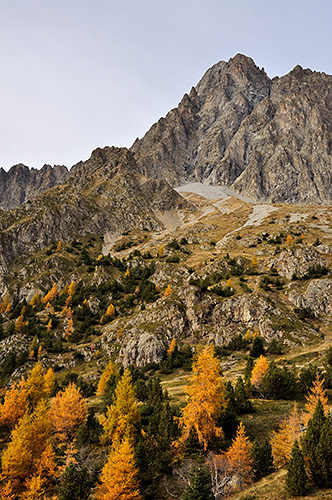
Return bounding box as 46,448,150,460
100,369,140,445
250,355,269,395
178,344,226,451
0,379,28,433
226,421,252,490
41,283,58,305
0,400,57,498
48,382,88,440
96,361,119,396
270,403,302,467
95,437,142,500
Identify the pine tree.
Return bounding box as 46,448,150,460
251,438,275,480
58,463,92,500
106,304,116,318
285,440,309,496
249,336,265,358
301,399,332,487
0,379,28,432
226,421,252,489
57,240,62,252
178,345,226,451
182,464,214,500
41,283,58,305
100,369,140,445
68,281,76,297
95,437,142,500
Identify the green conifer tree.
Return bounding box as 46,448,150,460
182,464,214,500
58,463,92,500
251,438,275,480
301,399,326,487
285,440,309,496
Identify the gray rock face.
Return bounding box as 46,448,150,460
0,147,193,265
289,278,332,317
132,54,332,204
0,164,68,209
272,247,326,279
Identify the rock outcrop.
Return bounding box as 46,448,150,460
0,164,68,209
132,54,332,204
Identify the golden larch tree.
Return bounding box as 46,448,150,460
285,235,293,246
100,369,140,445
0,400,56,498
163,284,173,297
56,240,62,252
95,437,142,500
96,361,119,396
29,291,40,308
41,283,58,305
304,373,329,423
64,318,74,340
178,345,226,451
0,379,28,432
106,304,116,318
68,281,76,297
271,403,302,467
167,338,177,357
250,355,269,393
24,362,48,409
226,278,233,288
48,382,88,439
226,421,252,490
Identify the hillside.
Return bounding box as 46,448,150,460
1,54,332,499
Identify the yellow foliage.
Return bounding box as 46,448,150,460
251,255,258,267
285,234,293,246
47,319,52,332
106,304,116,318
271,403,302,467
68,281,76,296
1,400,55,497
64,318,74,340
0,380,28,432
96,361,119,396
250,355,269,391
24,362,49,409
124,268,130,278
29,292,40,308
157,245,164,258
41,284,58,305
167,338,177,357
100,370,140,445
244,330,252,342
252,330,259,340
304,373,329,423
15,314,25,333
56,240,62,252
44,368,55,396
163,284,173,297
226,278,233,288
226,421,252,489
95,437,142,500
178,345,226,450
48,382,88,439
1,293,11,314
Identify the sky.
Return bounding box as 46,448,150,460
0,0,331,170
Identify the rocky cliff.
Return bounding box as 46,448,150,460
132,54,332,204
0,163,68,209
0,147,193,265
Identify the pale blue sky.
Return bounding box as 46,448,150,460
0,0,331,170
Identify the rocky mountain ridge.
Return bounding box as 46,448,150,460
0,163,68,209
132,54,332,204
